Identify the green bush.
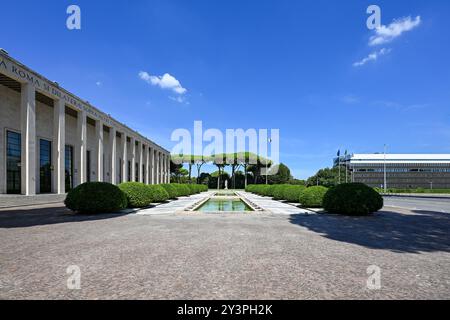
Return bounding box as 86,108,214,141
283,185,306,203
273,185,289,200
65,182,127,213
323,183,383,215
299,186,328,208
173,184,191,196
147,185,170,203
187,184,199,195
161,184,179,199
190,184,207,194
118,182,153,208
245,184,257,193
265,185,278,197
255,185,270,196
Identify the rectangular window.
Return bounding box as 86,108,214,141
65,145,74,191
39,139,52,194
135,162,139,182
118,157,122,183
128,160,131,182
86,150,91,182
6,131,21,194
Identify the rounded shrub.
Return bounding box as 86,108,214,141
273,185,289,200
299,186,328,208
147,185,170,203
118,182,153,208
323,183,384,215
161,184,179,199
65,182,127,213
283,185,306,203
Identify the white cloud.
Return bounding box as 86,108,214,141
169,96,190,105
139,71,187,95
353,48,391,67
96,81,102,87
341,94,360,104
369,16,421,46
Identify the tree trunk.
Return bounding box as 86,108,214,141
188,163,192,182
244,164,248,188
217,167,221,190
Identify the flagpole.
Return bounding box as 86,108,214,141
384,144,387,192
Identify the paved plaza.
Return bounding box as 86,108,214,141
0,193,449,300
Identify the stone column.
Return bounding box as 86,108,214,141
166,154,170,183
155,150,160,184
96,120,103,182
138,141,143,183
52,99,65,194
130,137,136,182
110,127,117,185
162,154,166,183
160,151,163,184
76,109,87,186
145,146,150,184
149,147,154,184
121,133,127,182
20,83,36,195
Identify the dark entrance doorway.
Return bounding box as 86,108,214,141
39,139,52,193
6,131,21,194
65,145,74,191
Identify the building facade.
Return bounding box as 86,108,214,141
336,154,450,189
0,51,170,195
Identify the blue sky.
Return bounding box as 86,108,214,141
2,0,449,179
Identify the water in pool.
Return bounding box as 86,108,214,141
196,199,253,212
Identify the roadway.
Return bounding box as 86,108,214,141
383,196,450,213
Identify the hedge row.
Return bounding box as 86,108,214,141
65,182,208,213
246,184,326,207
246,183,383,215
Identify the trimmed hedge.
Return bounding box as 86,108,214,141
324,183,383,215
65,182,127,213
172,183,191,196
299,186,328,208
246,184,306,202
119,182,153,208
283,185,306,203
147,185,170,203
161,184,179,199
187,184,199,195
273,185,290,200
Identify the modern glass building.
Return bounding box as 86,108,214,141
0,50,171,195
336,154,450,189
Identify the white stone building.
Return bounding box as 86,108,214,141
0,50,170,195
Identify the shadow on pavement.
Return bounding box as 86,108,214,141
0,205,129,229
289,209,450,254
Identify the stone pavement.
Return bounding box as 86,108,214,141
237,191,312,215
1,191,449,300
0,194,66,208
136,191,312,215
136,192,215,215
